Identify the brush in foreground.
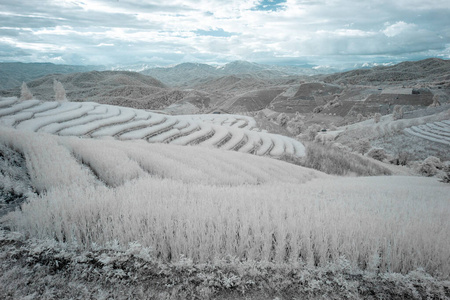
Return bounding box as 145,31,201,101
1,128,448,280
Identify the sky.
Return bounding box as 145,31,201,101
0,0,449,67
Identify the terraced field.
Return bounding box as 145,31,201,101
404,120,450,146
0,98,305,157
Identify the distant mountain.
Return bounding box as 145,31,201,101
3,58,447,117
217,60,267,73
0,70,187,110
141,61,329,87
107,62,163,73
141,63,219,87
0,62,101,90
322,58,450,85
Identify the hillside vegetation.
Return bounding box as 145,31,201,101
1,126,449,299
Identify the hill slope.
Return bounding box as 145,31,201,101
322,58,450,85
0,98,306,157
0,125,449,299
0,71,192,110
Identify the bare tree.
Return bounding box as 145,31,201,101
19,82,33,101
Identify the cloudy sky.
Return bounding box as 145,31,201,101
0,0,449,67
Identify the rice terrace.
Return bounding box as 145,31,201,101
1,0,450,299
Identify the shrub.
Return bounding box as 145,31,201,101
287,116,305,135
313,106,324,113
418,156,443,177
367,148,387,161
293,142,392,176
440,171,450,183
390,152,410,166
431,94,441,107
352,139,371,155
357,113,364,122
424,156,443,170
443,162,450,173
374,113,381,123
304,124,321,141
314,133,335,145
393,105,403,120
256,110,265,118
276,113,289,127
418,162,437,177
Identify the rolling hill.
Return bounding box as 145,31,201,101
322,58,450,85
0,71,198,111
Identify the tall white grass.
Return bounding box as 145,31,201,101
1,128,449,278
60,138,145,187
5,175,449,278
0,127,98,192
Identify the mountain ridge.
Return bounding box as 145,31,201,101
0,62,100,90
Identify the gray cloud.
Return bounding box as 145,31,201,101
0,0,449,66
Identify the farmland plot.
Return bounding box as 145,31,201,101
1,127,449,281
404,120,450,146
0,98,305,157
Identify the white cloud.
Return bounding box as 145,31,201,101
0,37,67,52
382,22,417,37
0,0,449,66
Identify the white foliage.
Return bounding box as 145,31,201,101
1,128,449,278
0,127,98,192
19,82,33,101
53,79,68,102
